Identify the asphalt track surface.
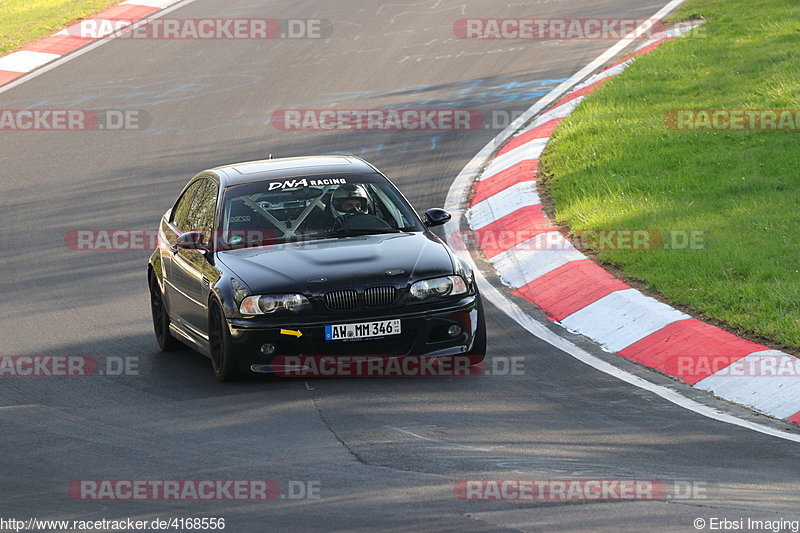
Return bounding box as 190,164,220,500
1,1,800,531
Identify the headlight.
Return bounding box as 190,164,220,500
240,294,310,315
410,276,468,299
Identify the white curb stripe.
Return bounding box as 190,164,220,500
490,232,584,288
634,35,671,52
560,289,690,353
632,23,701,52
576,60,633,91
516,96,585,136
479,139,547,181
695,350,800,419
466,181,540,230
0,51,61,73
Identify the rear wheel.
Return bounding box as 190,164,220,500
466,296,486,365
149,273,180,351
208,301,242,382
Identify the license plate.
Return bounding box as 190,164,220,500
325,319,401,341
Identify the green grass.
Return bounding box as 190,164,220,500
0,0,121,55
541,0,800,349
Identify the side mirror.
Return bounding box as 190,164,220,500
175,231,210,251
423,208,452,228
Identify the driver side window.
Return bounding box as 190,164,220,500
171,180,205,232
186,179,219,242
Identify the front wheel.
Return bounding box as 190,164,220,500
149,273,180,352
208,301,242,382
466,296,486,365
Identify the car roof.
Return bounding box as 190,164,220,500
207,156,380,187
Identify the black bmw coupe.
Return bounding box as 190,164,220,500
148,156,485,380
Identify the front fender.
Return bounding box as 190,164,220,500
211,260,251,320
149,249,165,286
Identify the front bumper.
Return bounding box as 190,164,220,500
225,296,480,372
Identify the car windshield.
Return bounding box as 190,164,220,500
219,174,423,248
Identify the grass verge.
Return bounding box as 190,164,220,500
540,0,800,349
0,0,121,55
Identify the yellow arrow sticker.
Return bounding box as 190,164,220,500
280,329,303,338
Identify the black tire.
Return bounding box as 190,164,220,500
466,296,487,365
149,273,181,352
208,300,242,382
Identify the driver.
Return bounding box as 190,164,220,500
299,183,370,233
330,184,369,218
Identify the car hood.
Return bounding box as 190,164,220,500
216,231,455,294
